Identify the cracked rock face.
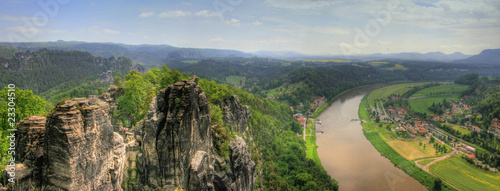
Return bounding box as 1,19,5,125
9,99,126,191
136,77,212,190
136,77,256,191
222,95,251,134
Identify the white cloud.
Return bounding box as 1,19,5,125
157,11,191,18
225,18,240,24
252,21,263,26
310,26,350,35
209,37,228,42
103,29,120,34
138,11,155,18
194,10,220,17
264,0,336,10
6,26,43,35
376,40,391,45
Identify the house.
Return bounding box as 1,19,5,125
472,126,481,132
466,154,475,159
398,110,407,115
418,129,428,135
407,123,412,127
388,105,393,109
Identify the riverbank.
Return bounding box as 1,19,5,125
359,94,457,191
305,118,321,164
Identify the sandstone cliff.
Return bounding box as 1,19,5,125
8,98,126,191
135,77,256,191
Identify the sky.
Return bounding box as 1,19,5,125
1,0,499,55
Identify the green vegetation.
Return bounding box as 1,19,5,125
430,155,500,191
418,159,434,166
382,64,409,71
367,83,428,101
412,84,468,97
201,82,338,191
225,75,246,84
442,123,470,135
305,119,321,164
0,87,48,176
0,49,143,101
407,94,461,115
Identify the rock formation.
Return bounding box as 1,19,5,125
135,77,256,191
221,95,251,134
100,70,114,82
8,98,126,191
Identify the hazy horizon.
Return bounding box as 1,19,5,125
1,0,500,55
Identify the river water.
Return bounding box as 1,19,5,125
316,86,427,191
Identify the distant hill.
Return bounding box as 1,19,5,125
0,41,252,68
252,50,310,59
0,48,145,102
347,51,470,62
458,49,500,64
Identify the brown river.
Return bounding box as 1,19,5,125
316,86,428,191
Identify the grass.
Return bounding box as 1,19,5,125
412,84,468,97
367,83,430,101
443,123,471,135
225,75,246,84
407,94,461,115
418,159,434,166
430,155,500,191
386,138,439,160
382,64,409,71
305,119,321,165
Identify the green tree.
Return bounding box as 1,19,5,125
144,70,158,84
433,177,442,191
116,71,148,124
0,86,47,175
98,87,104,95
114,76,123,87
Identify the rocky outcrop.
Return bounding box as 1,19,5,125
135,77,256,191
222,95,251,134
136,77,212,190
229,136,255,190
8,98,126,191
100,70,113,82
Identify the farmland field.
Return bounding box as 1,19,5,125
386,138,439,160
430,155,500,191
407,94,461,115
412,84,468,97
382,64,409,71
367,83,429,101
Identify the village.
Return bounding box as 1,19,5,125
373,94,500,172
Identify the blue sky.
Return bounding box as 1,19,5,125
1,0,499,55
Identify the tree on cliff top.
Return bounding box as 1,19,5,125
0,86,48,176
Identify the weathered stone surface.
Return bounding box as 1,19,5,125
9,98,126,191
229,136,256,191
136,77,256,191
100,70,113,82
136,77,212,190
16,116,46,165
222,95,251,134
